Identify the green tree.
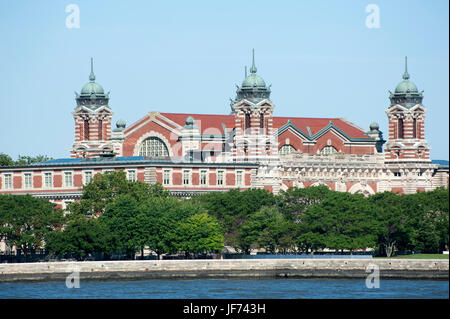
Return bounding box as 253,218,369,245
45,217,115,260
239,206,295,254
0,154,53,166
67,170,168,217
175,213,224,257
368,192,409,257
277,185,331,223
0,194,64,259
301,192,378,254
406,187,449,253
15,155,54,165
99,194,141,259
137,197,202,258
192,188,276,251
0,153,14,166
295,227,325,254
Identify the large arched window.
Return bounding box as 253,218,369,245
279,144,296,155
139,137,169,157
320,145,337,155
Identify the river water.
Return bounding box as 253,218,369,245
0,278,448,299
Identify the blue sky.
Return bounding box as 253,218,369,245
0,0,448,160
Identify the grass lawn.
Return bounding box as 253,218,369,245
375,254,449,259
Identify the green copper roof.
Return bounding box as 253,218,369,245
75,58,110,110
394,56,419,94
389,56,423,108
81,82,105,95
241,49,267,88
241,73,267,88
80,58,105,95
232,49,271,105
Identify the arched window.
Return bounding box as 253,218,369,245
320,145,337,155
279,144,296,155
139,137,169,157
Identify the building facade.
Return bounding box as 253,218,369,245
0,54,448,206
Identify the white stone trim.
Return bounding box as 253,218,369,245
83,170,94,185
182,168,192,186
310,182,331,189
200,168,209,186
125,113,181,138
126,168,137,182
1,173,13,190
162,168,173,186
348,183,375,195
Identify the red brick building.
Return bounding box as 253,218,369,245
0,54,448,205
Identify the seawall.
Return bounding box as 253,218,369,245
0,259,448,283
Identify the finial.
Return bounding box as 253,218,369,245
245,65,247,78
89,57,96,82
402,56,410,80
250,49,257,74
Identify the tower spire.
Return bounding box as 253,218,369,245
402,56,410,80
250,49,257,74
89,57,96,82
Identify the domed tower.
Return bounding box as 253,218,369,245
71,58,114,158
384,57,434,194
389,56,423,108
231,50,277,162
232,51,271,105
385,57,429,162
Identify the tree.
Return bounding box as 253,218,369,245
67,170,169,217
368,192,409,257
301,192,378,254
0,153,14,166
406,187,449,253
99,194,141,259
15,155,54,165
46,217,115,260
137,197,202,258
0,154,54,167
192,188,276,251
0,194,64,258
239,206,295,254
277,185,331,223
175,213,224,257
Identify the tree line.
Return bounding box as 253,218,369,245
0,171,448,260
0,153,54,166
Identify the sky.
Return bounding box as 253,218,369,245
0,0,448,160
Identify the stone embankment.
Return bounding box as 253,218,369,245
0,259,448,282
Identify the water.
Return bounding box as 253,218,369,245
0,278,448,299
